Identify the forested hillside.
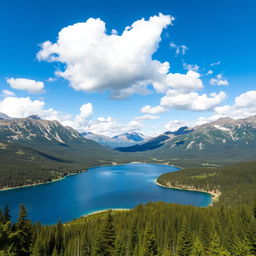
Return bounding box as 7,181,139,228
157,161,256,206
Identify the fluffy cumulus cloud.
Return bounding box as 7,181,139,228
195,90,256,125
160,91,226,111
83,116,144,136
141,105,165,114
210,74,229,86
165,119,193,131
6,78,44,93
142,70,226,113
0,96,153,136
0,97,62,120
214,90,256,118
37,13,226,115
37,13,174,98
62,103,93,129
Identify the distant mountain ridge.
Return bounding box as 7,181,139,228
115,127,193,152
0,112,11,120
82,131,146,148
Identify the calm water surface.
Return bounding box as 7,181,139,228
0,163,211,224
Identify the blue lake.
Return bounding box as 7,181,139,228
0,163,211,224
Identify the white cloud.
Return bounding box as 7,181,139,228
165,119,193,131
183,63,200,72
111,29,118,35
207,70,213,75
141,105,165,114
210,61,221,66
135,114,159,120
196,90,256,125
6,78,45,93
2,90,15,97
0,97,62,120
160,91,226,111
153,70,203,93
63,103,93,129
37,14,174,98
170,42,188,55
83,116,143,136
210,74,229,86
214,90,256,118
142,70,226,113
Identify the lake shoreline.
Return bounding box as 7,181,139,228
0,161,180,192
155,179,221,205
84,208,130,217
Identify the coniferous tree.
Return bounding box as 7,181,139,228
16,205,32,256
176,221,193,256
199,219,212,250
128,224,138,255
81,237,91,256
95,211,116,256
253,200,256,219
3,206,11,224
190,237,204,256
52,247,58,256
142,224,158,256
114,237,126,256
30,243,41,256
231,237,254,256
207,232,231,256
55,220,64,256
161,248,171,256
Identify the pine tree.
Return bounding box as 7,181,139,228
176,222,193,256
199,219,212,250
3,206,11,224
161,248,171,256
231,237,254,256
253,200,256,219
95,211,116,256
190,237,204,256
128,224,138,255
114,237,126,256
142,224,158,256
52,247,58,256
55,220,63,256
207,232,231,256
30,243,41,256
16,205,32,256
81,237,91,256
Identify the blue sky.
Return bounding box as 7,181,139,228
0,0,256,136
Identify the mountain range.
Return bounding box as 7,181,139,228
115,127,193,152
81,131,146,148
0,112,256,188
150,116,256,165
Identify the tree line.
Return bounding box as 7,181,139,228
0,201,255,256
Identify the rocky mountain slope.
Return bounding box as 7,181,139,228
152,116,256,164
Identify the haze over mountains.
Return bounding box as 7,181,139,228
115,127,193,152
81,131,146,148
